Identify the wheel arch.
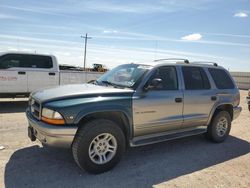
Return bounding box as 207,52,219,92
75,110,132,144
207,103,233,125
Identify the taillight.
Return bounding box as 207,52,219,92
235,94,240,106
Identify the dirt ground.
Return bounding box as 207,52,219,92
0,91,249,188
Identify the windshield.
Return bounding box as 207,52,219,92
96,64,152,88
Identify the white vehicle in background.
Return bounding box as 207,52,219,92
0,52,103,98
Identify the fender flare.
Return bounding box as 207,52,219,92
206,102,234,125
74,104,133,138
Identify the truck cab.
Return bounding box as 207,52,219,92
0,52,59,97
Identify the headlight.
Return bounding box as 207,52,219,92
41,108,65,125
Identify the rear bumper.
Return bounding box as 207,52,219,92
26,110,77,148
233,106,242,120
246,96,250,104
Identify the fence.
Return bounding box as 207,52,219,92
230,72,250,90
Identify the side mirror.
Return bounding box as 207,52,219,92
144,78,162,91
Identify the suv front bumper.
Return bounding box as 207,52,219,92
233,106,242,120
26,110,77,148
246,96,250,104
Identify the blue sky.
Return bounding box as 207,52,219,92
0,0,249,71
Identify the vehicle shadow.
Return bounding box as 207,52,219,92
4,135,250,188
0,101,28,113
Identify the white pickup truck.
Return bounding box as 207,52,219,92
0,52,103,98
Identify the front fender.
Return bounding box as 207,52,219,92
74,104,132,125
74,103,133,140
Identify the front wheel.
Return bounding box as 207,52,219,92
206,111,231,143
72,119,125,174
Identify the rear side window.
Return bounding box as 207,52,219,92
29,55,53,69
182,66,210,90
208,68,235,89
0,54,53,69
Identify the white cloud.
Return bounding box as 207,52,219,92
0,0,213,15
201,32,250,38
72,0,212,14
0,5,66,17
234,12,248,18
0,34,248,71
0,13,21,20
103,30,118,34
181,33,202,41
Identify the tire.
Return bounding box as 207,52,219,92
248,105,250,111
207,111,231,143
72,119,125,174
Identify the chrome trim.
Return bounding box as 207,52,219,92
29,97,42,120
246,96,250,104
233,106,242,120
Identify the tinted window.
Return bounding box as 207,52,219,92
29,55,53,68
149,66,178,90
0,54,53,69
0,54,25,69
208,68,235,89
182,67,210,90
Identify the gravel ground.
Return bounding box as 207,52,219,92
0,91,249,188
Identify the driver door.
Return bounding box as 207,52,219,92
132,66,183,137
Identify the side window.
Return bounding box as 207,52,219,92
208,68,235,89
0,54,53,69
29,55,53,69
149,66,178,90
0,54,26,69
182,66,211,90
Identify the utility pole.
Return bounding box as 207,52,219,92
81,33,92,70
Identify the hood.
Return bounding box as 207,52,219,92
31,84,134,102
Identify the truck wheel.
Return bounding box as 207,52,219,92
72,119,125,174
207,111,231,143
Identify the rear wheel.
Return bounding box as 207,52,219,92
207,111,231,143
72,119,125,174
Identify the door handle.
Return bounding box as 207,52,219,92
18,71,26,75
211,96,217,101
49,72,55,76
175,98,182,103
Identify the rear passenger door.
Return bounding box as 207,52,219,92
27,55,59,92
182,66,215,128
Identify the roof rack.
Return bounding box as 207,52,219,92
154,58,189,64
154,58,218,67
191,61,218,67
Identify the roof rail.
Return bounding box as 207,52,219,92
191,61,218,67
154,58,189,64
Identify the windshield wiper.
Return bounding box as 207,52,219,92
100,80,117,87
96,80,129,89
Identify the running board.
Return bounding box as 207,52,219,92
130,128,207,147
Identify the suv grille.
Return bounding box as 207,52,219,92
29,98,41,120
